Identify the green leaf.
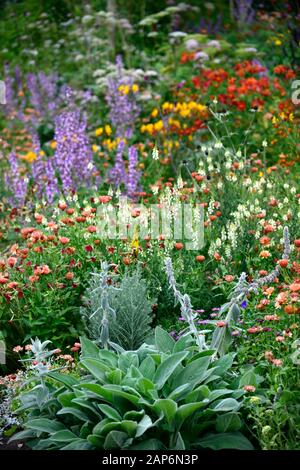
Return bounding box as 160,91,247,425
168,383,192,401
209,389,234,402
57,407,92,422
173,356,211,388
173,334,193,353
136,415,153,438
25,418,65,434
79,383,140,406
136,377,156,397
239,368,258,388
139,356,156,380
124,410,145,421
216,413,242,433
213,352,236,376
61,439,95,450
80,357,110,382
57,391,76,407
211,326,232,357
211,398,240,412
175,402,207,428
9,429,36,442
80,336,100,359
49,430,78,442
106,369,123,385
155,326,175,353
230,303,240,322
152,399,177,423
98,349,118,367
104,431,128,449
100,420,138,438
118,352,139,371
48,371,79,388
129,439,165,450
197,432,254,450
154,351,188,390
175,432,185,450
98,404,122,421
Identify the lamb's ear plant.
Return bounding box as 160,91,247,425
164,257,208,351
81,265,154,350
10,329,254,450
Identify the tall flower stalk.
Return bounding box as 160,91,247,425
164,257,207,351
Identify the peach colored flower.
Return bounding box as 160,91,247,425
59,236,70,245
272,359,283,367
289,283,300,292
259,250,271,258
243,385,256,392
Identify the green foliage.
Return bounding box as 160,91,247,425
81,267,154,350
10,329,253,450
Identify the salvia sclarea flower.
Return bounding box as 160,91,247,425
5,152,28,207
3,64,19,116
53,90,96,193
126,145,141,199
44,159,59,204
164,257,208,351
109,139,126,187
105,55,140,139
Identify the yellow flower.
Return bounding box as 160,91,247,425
105,124,112,136
154,120,164,132
289,113,294,122
50,140,57,149
275,39,282,46
95,127,103,136
119,84,130,95
151,108,159,118
272,116,278,124
132,84,139,93
39,150,45,157
92,144,99,152
23,151,37,163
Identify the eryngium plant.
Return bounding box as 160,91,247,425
81,266,153,350
10,329,253,450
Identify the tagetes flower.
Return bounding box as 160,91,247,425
22,151,37,163
95,127,103,136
